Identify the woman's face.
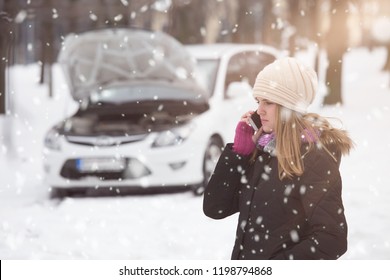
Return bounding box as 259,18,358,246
256,98,277,133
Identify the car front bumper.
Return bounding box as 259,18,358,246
43,133,206,189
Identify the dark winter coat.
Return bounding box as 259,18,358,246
203,143,348,260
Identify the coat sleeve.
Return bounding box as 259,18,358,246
203,143,251,219
272,151,348,260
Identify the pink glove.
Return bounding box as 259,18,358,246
233,121,256,155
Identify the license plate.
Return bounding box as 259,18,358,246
76,158,126,173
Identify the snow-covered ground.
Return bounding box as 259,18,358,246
1,47,390,260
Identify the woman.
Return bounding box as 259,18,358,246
203,57,354,260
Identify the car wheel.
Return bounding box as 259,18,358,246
192,136,223,196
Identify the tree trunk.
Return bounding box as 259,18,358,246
0,35,6,114
0,10,12,114
324,53,344,105
323,0,349,105
168,0,207,44
38,0,54,97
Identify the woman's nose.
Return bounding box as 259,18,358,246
257,104,264,115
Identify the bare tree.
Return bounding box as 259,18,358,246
38,0,55,98
231,0,274,45
168,0,208,44
0,1,13,114
323,0,350,105
0,0,15,154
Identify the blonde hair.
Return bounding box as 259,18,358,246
254,105,354,180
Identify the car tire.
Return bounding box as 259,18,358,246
192,136,223,196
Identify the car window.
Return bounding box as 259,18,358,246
192,59,219,98
224,51,276,97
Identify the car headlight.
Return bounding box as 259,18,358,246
44,128,62,151
152,124,194,147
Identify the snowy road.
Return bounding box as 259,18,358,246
0,187,237,259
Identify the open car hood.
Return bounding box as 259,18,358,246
58,28,199,101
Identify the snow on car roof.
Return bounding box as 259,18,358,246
59,28,197,101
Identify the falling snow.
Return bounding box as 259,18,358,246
0,46,390,259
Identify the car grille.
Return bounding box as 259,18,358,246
65,134,147,147
60,158,151,180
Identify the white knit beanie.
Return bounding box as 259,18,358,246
252,57,318,113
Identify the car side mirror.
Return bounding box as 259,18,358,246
226,81,253,99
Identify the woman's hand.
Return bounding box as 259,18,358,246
241,110,263,144
240,110,256,126
232,112,256,156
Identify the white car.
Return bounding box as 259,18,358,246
43,28,280,197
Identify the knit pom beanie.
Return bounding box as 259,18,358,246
252,57,318,113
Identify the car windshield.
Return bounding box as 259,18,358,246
192,59,219,97
89,83,205,105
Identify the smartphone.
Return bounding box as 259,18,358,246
248,111,261,131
